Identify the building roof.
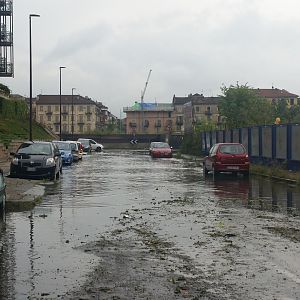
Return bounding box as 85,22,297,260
123,102,174,112
173,94,220,105
256,88,298,98
36,95,96,105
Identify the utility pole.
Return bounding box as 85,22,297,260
140,69,152,133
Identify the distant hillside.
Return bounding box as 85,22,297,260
0,96,54,144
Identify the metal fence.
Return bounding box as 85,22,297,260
201,124,300,170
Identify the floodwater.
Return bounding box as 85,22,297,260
0,150,299,299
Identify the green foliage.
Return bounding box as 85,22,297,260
181,133,202,155
0,118,53,144
219,83,273,128
194,120,218,132
272,100,300,123
0,83,10,96
0,97,28,119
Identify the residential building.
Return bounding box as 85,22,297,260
173,93,221,133
256,88,299,106
123,102,175,134
36,95,109,135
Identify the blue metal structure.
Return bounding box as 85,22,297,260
201,124,300,170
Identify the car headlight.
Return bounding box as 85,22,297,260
46,158,55,166
12,157,18,165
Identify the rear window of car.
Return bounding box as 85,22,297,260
219,144,245,155
53,142,71,151
18,143,52,155
152,142,170,148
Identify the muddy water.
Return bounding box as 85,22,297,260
0,150,299,299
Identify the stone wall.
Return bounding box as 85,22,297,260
0,141,23,162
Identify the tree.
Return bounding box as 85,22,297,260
272,100,300,123
219,83,273,129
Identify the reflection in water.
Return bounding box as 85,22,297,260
206,175,300,215
0,151,299,299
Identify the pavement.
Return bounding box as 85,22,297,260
0,159,45,211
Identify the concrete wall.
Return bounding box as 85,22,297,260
0,141,23,162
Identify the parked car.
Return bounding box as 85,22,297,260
10,141,62,180
66,141,82,161
0,168,6,214
203,143,250,176
149,142,172,158
77,138,92,153
52,141,73,165
78,138,103,152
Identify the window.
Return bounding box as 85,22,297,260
87,124,91,132
79,125,83,132
39,105,43,111
55,125,59,132
79,115,84,123
196,106,200,112
47,115,51,122
47,105,51,112
168,112,172,118
55,115,59,123
144,120,149,127
63,115,67,121
87,114,91,122
87,106,91,113
207,106,211,112
63,105,67,112
39,115,44,123
55,106,59,112
290,98,295,105
79,106,83,112
62,124,67,132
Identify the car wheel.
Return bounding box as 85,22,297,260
50,169,57,181
203,163,209,175
212,166,219,176
96,147,102,152
243,171,249,177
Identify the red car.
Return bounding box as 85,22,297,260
203,143,250,176
149,142,172,158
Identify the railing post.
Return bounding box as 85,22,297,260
287,124,292,161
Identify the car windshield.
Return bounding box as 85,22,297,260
219,144,245,155
152,142,170,148
53,142,71,151
18,143,52,155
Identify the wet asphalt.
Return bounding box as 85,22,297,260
0,150,300,299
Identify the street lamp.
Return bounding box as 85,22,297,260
71,87,76,139
29,13,40,141
59,66,66,141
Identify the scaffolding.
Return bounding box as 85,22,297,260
0,0,13,77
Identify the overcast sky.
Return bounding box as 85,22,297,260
2,0,300,115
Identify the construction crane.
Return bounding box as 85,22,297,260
140,69,152,133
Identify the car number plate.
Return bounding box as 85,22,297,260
27,167,36,172
227,166,239,170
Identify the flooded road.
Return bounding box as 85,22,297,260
0,150,300,299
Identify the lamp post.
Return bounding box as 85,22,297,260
59,66,66,141
71,87,76,139
29,14,40,141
